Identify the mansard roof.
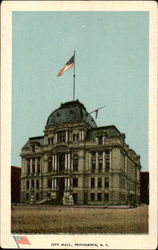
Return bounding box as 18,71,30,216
46,100,97,128
86,125,121,140
22,136,44,149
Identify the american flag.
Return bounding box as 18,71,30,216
57,55,74,77
14,236,31,246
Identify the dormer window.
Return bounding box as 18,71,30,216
32,145,35,152
73,133,79,142
58,131,66,143
98,136,103,145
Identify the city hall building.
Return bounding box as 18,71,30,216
20,100,141,206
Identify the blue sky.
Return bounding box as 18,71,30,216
12,11,148,170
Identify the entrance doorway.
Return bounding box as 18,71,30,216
73,193,78,205
57,178,65,204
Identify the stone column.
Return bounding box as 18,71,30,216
39,179,41,189
110,150,112,169
67,153,70,171
95,177,98,188
66,131,68,142
52,155,54,171
30,159,33,174
54,154,57,171
96,152,99,172
22,158,25,177
65,153,68,171
52,178,54,190
35,158,37,174
55,133,57,143
79,131,82,141
95,137,98,144
67,177,70,190
103,136,105,144
81,130,84,140
54,178,57,190
65,178,67,191
103,152,105,172
88,153,91,171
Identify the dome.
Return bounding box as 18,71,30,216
46,100,97,128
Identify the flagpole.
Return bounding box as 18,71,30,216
13,236,20,248
73,50,75,101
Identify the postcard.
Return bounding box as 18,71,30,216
1,1,157,249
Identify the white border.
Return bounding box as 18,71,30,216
1,1,157,249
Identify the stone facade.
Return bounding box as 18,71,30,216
20,100,141,205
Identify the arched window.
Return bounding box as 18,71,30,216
59,154,65,171
48,138,51,145
73,154,78,171
48,157,52,172
105,158,110,170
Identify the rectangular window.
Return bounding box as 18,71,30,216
32,159,35,174
31,180,34,188
104,193,109,201
98,178,102,188
91,178,95,188
36,180,39,189
105,158,110,170
48,157,52,173
27,166,30,174
98,193,102,201
91,193,95,201
73,178,78,187
105,177,109,188
92,160,96,173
